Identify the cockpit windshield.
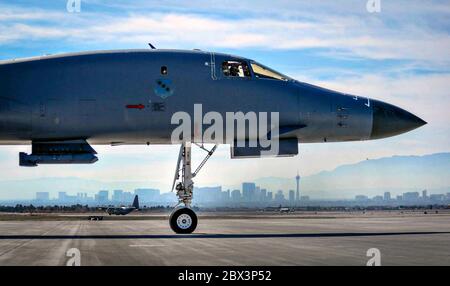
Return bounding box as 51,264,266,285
250,62,290,81
222,60,251,78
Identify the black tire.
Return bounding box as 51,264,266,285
169,207,198,234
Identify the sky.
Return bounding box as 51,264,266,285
0,0,449,198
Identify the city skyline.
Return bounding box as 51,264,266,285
3,180,449,208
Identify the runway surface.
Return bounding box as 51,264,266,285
0,213,449,265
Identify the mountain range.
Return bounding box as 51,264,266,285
253,152,450,198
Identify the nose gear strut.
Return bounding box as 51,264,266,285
169,142,217,233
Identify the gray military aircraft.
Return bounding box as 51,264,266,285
100,195,140,216
0,49,426,233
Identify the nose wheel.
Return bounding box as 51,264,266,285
169,207,198,234
170,142,217,234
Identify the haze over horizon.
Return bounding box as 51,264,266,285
0,1,449,199
0,152,448,200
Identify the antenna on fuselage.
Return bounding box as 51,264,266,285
148,43,156,49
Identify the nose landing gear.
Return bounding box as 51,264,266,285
169,142,217,234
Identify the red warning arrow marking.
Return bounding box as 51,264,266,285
126,104,145,109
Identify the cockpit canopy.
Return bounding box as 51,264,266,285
221,59,291,81
222,60,251,77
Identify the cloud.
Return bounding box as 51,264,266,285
0,1,449,66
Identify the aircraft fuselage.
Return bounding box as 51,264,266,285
0,49,425,146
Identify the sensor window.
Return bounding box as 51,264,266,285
161,66,168,75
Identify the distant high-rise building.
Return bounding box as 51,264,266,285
231,189,241,202
289,190,295,203
112,190,124,202
383,192,391,201
296,171,300,201
242,182,256,202
36,192,49,201
134,188,160,203
195,187,221,203
403,192,420,201
373,195,383,202
267,191,273,201
355,195,369,201
122,191,134,202
159,192,177,204
422,190,428,199
430,194,445,201
275,190,285,202
58,192,67,201
96,190,109,204
260,189,267,202
221,190,230,202
300,196,310,201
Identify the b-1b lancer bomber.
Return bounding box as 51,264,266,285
0,48,426,233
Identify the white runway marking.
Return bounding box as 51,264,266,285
129,244,166,247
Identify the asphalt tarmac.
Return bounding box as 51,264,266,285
0,213,449,265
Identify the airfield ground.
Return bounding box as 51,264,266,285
0,211,449,265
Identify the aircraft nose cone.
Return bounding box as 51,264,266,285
370,99,426,139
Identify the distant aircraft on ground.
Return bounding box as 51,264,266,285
100,195,140,215
279,207,294,213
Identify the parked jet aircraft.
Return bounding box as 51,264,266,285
279,207,294,214
0,49,426,233
100,195,139,215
